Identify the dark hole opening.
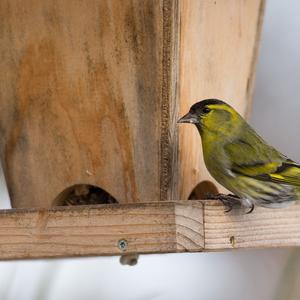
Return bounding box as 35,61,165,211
188,180,218,200
54,184,118,206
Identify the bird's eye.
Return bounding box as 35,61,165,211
202,107,211,114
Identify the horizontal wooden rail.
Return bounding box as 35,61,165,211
203,200,300,250
0,202,204,260
0,200,299,260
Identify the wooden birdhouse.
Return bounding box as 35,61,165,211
2,0,296,260
0,0,264,209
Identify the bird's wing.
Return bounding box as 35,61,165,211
224,137,300,186
261,162,300,186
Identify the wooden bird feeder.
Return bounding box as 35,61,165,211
1,0,297,261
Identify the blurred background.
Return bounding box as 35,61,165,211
1,0,300,299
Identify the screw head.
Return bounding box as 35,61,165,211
118,239,128,251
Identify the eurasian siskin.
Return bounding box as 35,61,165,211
178,99,300,212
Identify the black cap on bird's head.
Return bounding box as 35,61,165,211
178,99,226,125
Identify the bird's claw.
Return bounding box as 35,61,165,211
224,204,233,213
205,193,256,214
246,204,255,214
205,193,241,213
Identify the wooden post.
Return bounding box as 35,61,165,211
0,0,264,208
178,0,265,199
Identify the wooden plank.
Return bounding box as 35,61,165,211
204,200,300,250
0,0,172,208
0,202,204,260
0,200,300,260
161,0,180,201
178,0,265,199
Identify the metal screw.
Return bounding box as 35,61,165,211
118,239,128,251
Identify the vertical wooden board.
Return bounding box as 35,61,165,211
160,0,180,201
178,0,265,200
0,0,170,207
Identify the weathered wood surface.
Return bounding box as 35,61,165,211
0,0,178,207
0,200,300,260
178,0,265,199
0,0,264,208
204,201,300,250
0,201,204,260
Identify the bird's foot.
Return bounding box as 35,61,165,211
205,193,241,212
205,193,255,214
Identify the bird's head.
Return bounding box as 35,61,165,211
178,99,243,137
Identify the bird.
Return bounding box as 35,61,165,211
178,99,300,213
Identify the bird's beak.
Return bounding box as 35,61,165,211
177,112,199,124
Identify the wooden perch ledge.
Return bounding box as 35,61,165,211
0,200,299,260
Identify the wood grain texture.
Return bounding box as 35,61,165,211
0,0,264,208
0,0,174,207
244,0,266,120
0,201,204,260
0,200,300,260
204,200,300,250
160,0,180,201
178,0,265,200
